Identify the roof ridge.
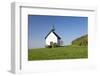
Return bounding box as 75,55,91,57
45,30,61,39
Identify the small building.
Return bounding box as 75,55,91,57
45,26,61,46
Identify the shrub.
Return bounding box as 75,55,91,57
45,43,59,48
52,43,58,48
45,45,52,48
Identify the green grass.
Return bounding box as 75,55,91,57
28,45,88,61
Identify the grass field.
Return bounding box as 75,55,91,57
28,45,88,61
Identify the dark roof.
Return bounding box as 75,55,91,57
45,30,61,39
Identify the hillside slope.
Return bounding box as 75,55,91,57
72,35,88,46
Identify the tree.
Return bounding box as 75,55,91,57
60,40,63,46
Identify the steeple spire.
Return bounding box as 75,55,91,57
52,25,55,31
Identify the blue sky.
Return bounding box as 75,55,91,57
28,15,88,49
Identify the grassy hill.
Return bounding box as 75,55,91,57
28,34,88,61
72,35,88,46
28,45,88,60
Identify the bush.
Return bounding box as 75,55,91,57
45,43,59,48
45,45,52,48
52,43,58,48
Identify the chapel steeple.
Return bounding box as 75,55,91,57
51,25,55,31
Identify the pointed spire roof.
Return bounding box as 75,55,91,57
51,25,55,31
45,26,61,39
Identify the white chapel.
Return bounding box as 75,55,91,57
45,26,61,46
